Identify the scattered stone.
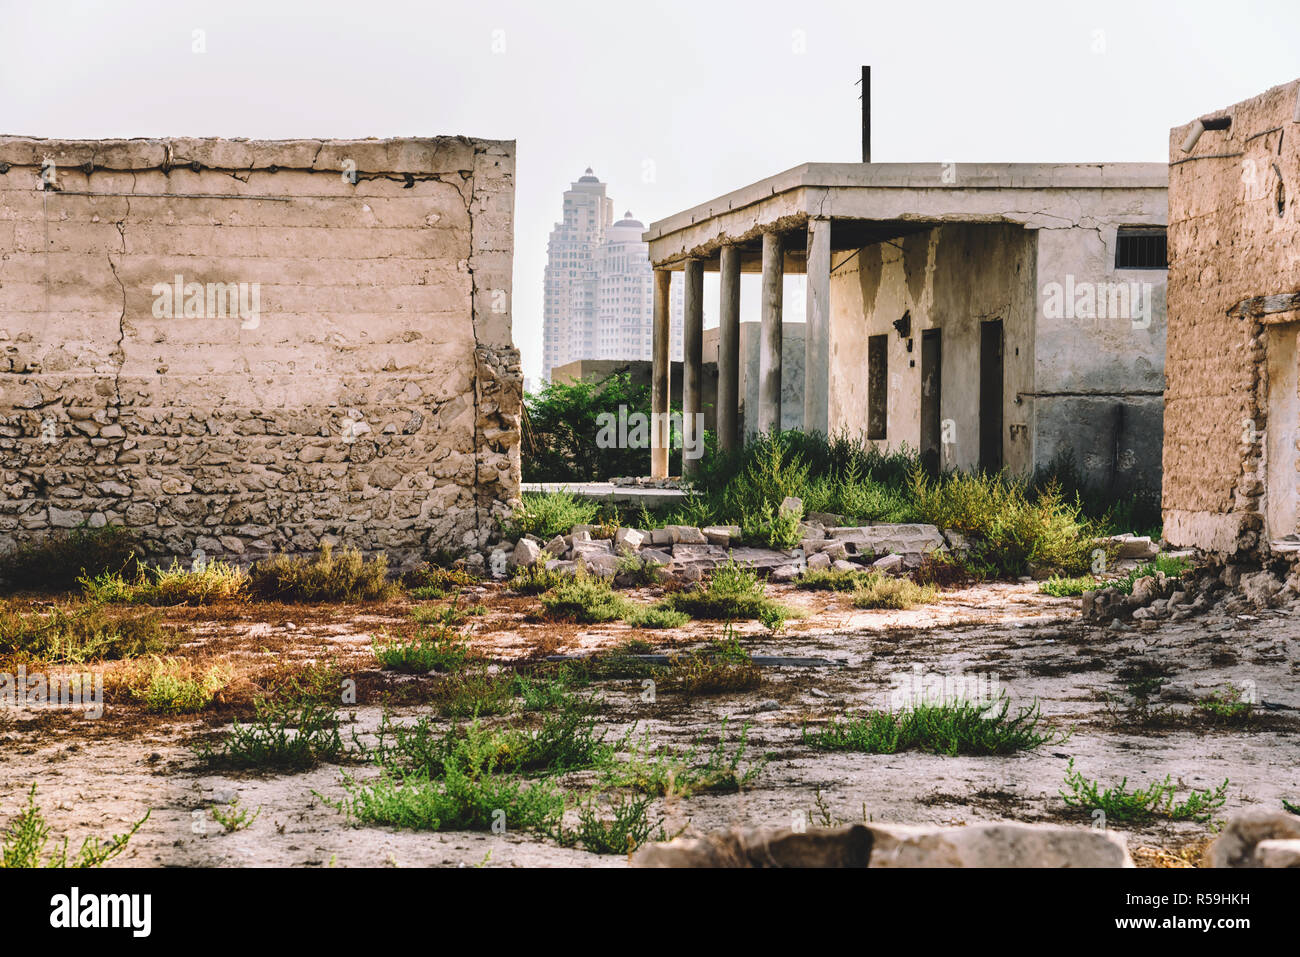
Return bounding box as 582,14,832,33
544,559,577,575
488,548,509,579
872,553,904,574
1253,840,1300,868
795,522,825,541
778,496,802,519
543,535,567,557
806,552,831,572
755,700,781,713
668,525,709,545
805,511,843,527
1239,569,1283,607
702,525,740,547
582,553,619,578
615,527,646,552
1110,534,1159,560
650,527,675,546
770,565,801,582
832,559,858,574
826,524,945,556
639,547,673,566
634,825,874,868
822,542,849,561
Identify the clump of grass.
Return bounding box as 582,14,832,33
512,672,587,712
1195,685,1256,727
210,797,261,833
0,602,172,663
509,563,571,595
404,562,478,600
506,491,599,541
1059,758,1229,824
129,657,230,714
0,524,140,593
601,719,765,797
615,553,664,587
0,784,149,868
331,765,566,836
624,605,689,629
1113,554,1193,595
663,642,763,696
373,624,476,674
540,576,632,624
795,567,876,591
1039,574,1101,597
196,700,345,771
80,559,248,606
562,793,665,856
659,557,797,622
850,574,938,610
247,543,398,602
802,696,1064,756
430,668,517,719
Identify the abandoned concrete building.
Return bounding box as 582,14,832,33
1164,79,1300,556
0,136,521,566
643,163,1169,490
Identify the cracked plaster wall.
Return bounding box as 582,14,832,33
0,136,521,568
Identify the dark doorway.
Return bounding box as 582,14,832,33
979,319,1004,472
867,334,888,440
920,329,942,475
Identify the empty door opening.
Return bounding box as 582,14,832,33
920,329,942,475
979,319,1004,472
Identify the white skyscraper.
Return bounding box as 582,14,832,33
543,170,681,381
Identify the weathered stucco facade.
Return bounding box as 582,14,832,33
0,135,520,566
1164,80,1300,555
645,163,1167,493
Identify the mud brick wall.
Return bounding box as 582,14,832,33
1164,81,1300,555
0,136,521,568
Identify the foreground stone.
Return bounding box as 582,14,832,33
633,822,1132,868
1205,811,1300,867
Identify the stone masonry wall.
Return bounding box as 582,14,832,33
0,136,521,568
1164,81,1299,554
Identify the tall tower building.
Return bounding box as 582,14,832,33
542,169,612,381
543,172,681,381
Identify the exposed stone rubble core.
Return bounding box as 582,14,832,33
632,822,1134,868
0,135,521,566
498,515,956,583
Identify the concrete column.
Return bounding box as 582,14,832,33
718,244,741,454
682,258,704,479
651,267,672,478
804,217,832,435
758,230,784,435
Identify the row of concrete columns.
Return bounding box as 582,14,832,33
651,217,832,479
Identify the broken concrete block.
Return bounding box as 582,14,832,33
822,542,849,561
770,564,801,582
649,527,675,546
572,538,614,559
667,524,708,545
614,527,645,552
570,524,597,537
509,537,542,569
543,559,578,575
582,553,619,578
867,822,1133,868
571,528,592,544
1110,534,1159,561
702,525,740,547
806,511,843,527
872,553,903,574
826,524,945,556
1206,811,1300,867
778,496,803,519
639,547,673,566
806,551,831,572
832,559,858,574
544,535,568,557
796,522,825,540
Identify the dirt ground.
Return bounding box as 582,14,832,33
2,579,1297,868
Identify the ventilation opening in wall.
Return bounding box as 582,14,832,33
1115,227,1168,269
867,334,887,440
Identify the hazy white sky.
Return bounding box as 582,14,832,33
5,0,1299,382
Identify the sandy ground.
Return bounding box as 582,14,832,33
2,580,1297,867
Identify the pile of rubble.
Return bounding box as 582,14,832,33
1083,558,1300,627
492,498,956,583
631,810,1300,868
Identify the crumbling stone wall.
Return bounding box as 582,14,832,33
1164,80,1300,555
0,136,521,568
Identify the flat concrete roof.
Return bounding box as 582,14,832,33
644,162,1168,268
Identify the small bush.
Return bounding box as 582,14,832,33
1195,685,1256,727
0,603,172,663
80,559,248,606
0,784,149,868
196,700,345,771
403,563,478,600
509,563,570,595
659,558,796,622
373,624,476,674
663,645,763,696
803,696,1063,756
563,793,664,856
850,574,938,610
601,720,765,798
795,567,876,592
1039,574,1101,597
615,553,664,587
247,544,398,603
540,576,631,624
430,668,517,719
1059,758,1229,824
130,658,229,714
506,491,599,541
624,605,689,629
0,524,140,593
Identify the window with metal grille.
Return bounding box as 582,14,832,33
1115,227,1168,269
